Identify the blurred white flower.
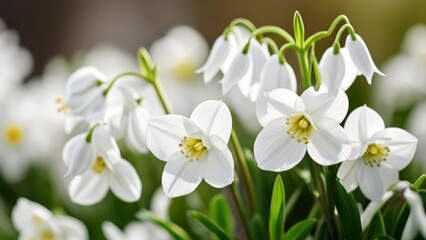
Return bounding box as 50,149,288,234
151,187,171,220
0,18,32,102
59,66,107,134
150,26,221,116
147,100,234,198
337,106,417,202
408,101,426,171
12,198,87,240
402,187,426,240
103,221,170,240
63,125,142,205
345,34,384,84
254,86,351,172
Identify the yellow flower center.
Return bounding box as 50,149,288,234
173,61,196,82
39,229,56,240
56,98,70,112
32,215,43,224
363,143,390,167
286,114,317,144
92,156,106,174
179,136,208,162
3,123,24,146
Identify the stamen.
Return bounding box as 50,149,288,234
92,156,107,174
285,114,317,144
179,136,208,162
363,143,390,167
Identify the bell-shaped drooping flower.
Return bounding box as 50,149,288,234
221,39,269,101
345,34,384,84
147,100,234,198
63,125,142,205
337,106,417,202
402,187,426,239
259,54,297,94
12,198,88,240
105,86,151,153
58,66,107,133
319,47,346,96
103,221,170,240
254,86,351,172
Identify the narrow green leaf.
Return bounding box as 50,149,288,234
269,175,285,240
391,203,409,239
413,174,426,190
250,213,266,240
136,209,191,240
334,178,362,240
209,195,234,238
137,47,154,80
372,235,395,240
187,210,231,240
293,11,305,48
283,218,317,240
366,212,386,239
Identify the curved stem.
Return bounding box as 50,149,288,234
261,37,279,54
230,129,257,216
305,15,352,48
103,72,144,96
333,23,356,46
152,75,172,114
250,26,295,43
278,43,297,64
226,185,252,240
224,18,256,39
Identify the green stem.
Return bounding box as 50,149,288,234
227,185,252,240
223,18,256,39
230,129,257,216
333,23,356,46
152,75,172,114
278,43,297,64
297,49,312,89
261,37,279,54
250,26,295,44
103,72,144,96
305,15,352,48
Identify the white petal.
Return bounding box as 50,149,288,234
12,198,53,232
401,213,417,240
55,216,88,240
383,128,418,170
337,160,360,192
203,136,234,188
66,66,105,96
196,36,231,83
103,221,126,240
104,105,127,140
254,118,307,172
404,189,426,238
301,86,349,124
147,115,202,161
319,47,346,96
361,191,394,230
69,171,109,205
221,52,250,95
259,55,297,94
344,105,385,143
64,114,88,134
162,152,204,198
358,166,384,202
93,125,121,159
345,34,384,84
125,108,150,153
308,125,351,165
62,133,95,176
377,165,399,192
256,88,303,127
151,188,171,219
190,100,232,143
108,159,142,202
340,48,360,91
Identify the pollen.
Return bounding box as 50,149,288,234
286,114,317,144
40,229,56,240
56,97,70,112
363,143,390,167
173,61,196,82
32,215,42,224
3,123,24,146
179,136,208,162
91,156,107,174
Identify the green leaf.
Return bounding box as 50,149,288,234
283,218,317,240
209,195,234,238
136,209,191,240
137,47,154,80
413,174,426,190
372,235,395,240
293,11,305,48
366,212,386,239
269,175,285,240
251,213,266,240
187,210,232,240
391,203,409,239
334,178,362,240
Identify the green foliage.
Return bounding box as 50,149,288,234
187,210,231,240
269,175,286,240
283,218,317,240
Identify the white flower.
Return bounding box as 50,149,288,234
103,221,170,240
147,100,234,198
259,54,297,94
150,26,221,116
337,106,418,202
254,86,351,171
221,39,269,101
12,198,87,240
402,188,426,240
63,125,142,205
408,101,426,171
319,47,360,95
0,18,32,102
345,34,384,84
59,66,107,134
402,24,426,61
105,86,151,153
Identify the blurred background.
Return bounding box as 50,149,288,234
1,0,426,239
